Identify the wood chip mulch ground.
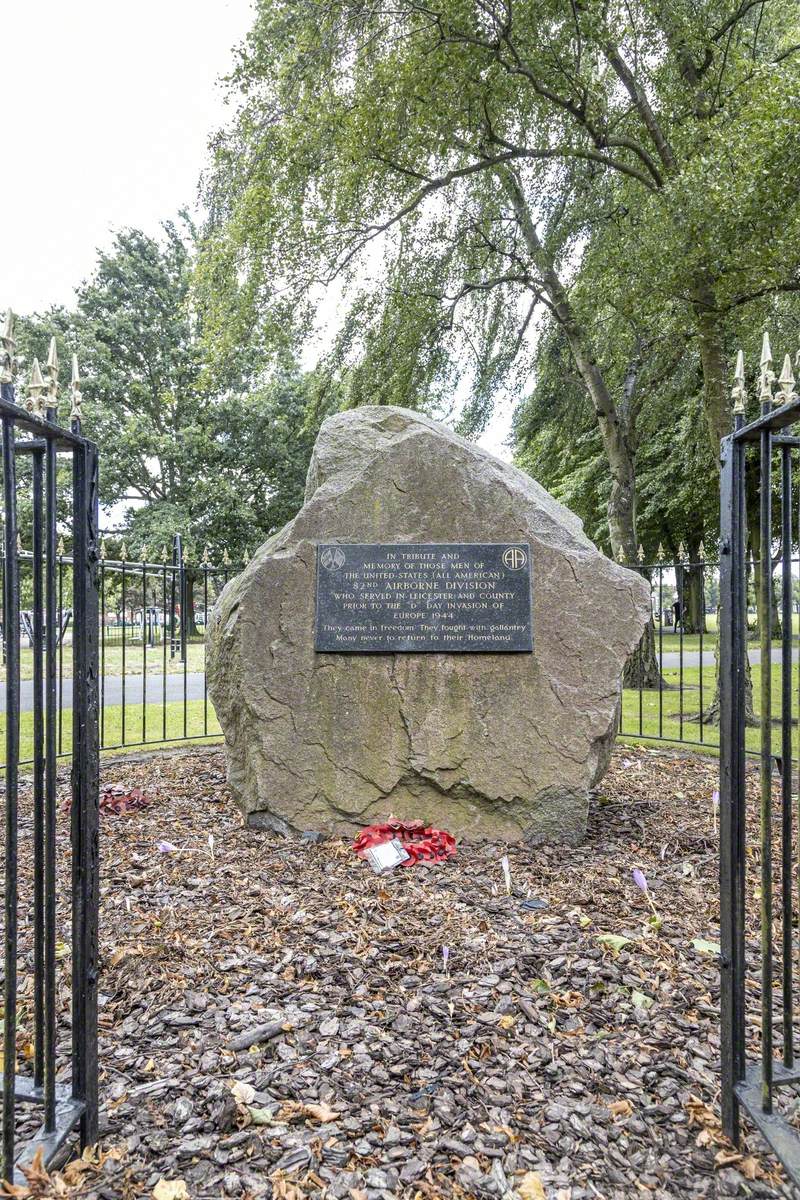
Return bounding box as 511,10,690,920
5,744,796,1199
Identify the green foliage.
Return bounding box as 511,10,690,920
200,0,800,426
19,220,335,561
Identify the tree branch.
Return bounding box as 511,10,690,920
603,42,677,173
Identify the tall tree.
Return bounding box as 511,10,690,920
18,220,336,626
200,0,800,571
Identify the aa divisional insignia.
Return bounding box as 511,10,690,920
502,546,527,570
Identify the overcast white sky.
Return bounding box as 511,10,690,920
4,0,253,313
3,0,512,457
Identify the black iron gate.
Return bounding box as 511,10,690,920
720,337,800,1183
0,315,99,1183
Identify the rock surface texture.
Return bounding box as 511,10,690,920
207,406,650,843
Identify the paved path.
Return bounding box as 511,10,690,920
4,647,799,711
660,647,799,669
3,671,208,713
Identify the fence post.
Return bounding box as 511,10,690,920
718,431,745,1143
70,440,100,1145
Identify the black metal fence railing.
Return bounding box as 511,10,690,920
623,554,800,758
619,553,799,761
619,554,722,751
5,540,796,768
0,534,240,765
0,321,100,1184
719,338,800,1186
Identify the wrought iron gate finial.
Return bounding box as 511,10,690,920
69,355,83,427
26,359,47,418
759,331,775,408
731,349,746,418
45,339,59,423
777,354,796,405
0,311,15,388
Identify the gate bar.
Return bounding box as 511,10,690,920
759,406,773,1111
780,448,793,1068
70,442,100,1145
31,450,45,1090
2,416,20,1179
719,431,748,1143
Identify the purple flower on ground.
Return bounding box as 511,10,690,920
442,946,450,968
632,867,649,894
712,789,720,807
157,840,178,854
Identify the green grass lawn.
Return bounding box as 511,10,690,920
620,660,795,757
1,699,222,766
657,612,799,654
0,640,207,683
0,657,791,768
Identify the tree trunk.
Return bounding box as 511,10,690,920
748,515,781,639
501,168,663,689
184,572,200,639
693,286,756,723
622,612,662,689
694,283,731,455
679,559,707,634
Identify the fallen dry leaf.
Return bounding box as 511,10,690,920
152,1180,190,1200
278,1099,338,1124
739,1156,760,1180
229,1080,256,1105
518,1172,547,1200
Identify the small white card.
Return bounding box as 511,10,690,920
366,838,410,874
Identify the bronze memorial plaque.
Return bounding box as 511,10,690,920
315,542,533,653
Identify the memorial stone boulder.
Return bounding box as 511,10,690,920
207,406,650,843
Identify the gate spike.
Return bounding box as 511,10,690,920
140,544,148,563
656,542,665,562
731,349,746,416
677,540,686,560
1,310,16,385
698,539,705,559
46,336,59,392
120,541,128,562
201,546,210,565
69,354,83,422
26,357,47,417
637,544,644,562
777,353,796,404
760,332,776,405
16,533,22,555
45,337,59,419
99,537,107,562
57,536,65,556
161,544,169,563
243,548,250,564
222,548,231,566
